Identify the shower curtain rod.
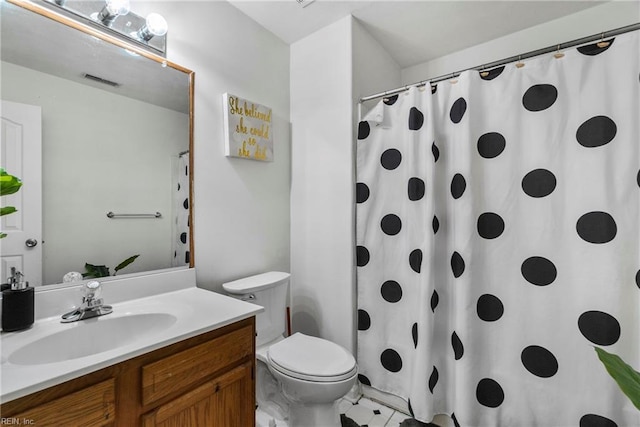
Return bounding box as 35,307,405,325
359,22,640,104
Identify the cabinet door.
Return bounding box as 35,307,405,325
142,362,254,427
9,379,115,427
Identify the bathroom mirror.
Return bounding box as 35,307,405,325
0,0,194,286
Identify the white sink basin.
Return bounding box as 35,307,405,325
8,313,177,365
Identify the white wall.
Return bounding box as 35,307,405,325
290,16,354,351
290,16,401,353
2,61,187,285
133,1,291,291
352,18,402,117
402,1,640,84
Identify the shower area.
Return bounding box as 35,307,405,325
355,27,640,427
172,151,191,267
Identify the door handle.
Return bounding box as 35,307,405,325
25,238,38,248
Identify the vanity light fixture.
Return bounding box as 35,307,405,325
136,13,168,42
44,0,168,56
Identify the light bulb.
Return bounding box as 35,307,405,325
95,0,130,25
137,13,168,41
106,0,130,16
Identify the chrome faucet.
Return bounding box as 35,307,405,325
61,281,113,323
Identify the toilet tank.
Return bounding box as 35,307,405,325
222,272,290,347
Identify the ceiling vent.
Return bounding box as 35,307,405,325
82,73,120,87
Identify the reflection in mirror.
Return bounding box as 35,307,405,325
0,0,194,286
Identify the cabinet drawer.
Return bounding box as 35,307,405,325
11,379,115,427
141,324,253,406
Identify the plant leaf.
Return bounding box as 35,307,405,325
83,263,110,278
0,172,22,196
0,206,17,216
114,254,140,275
595,347,640,410
0,233,6,239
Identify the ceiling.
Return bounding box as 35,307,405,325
228,1,606,68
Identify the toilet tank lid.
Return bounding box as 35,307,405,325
222,271,290,294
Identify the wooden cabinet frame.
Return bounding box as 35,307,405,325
1,317,256,427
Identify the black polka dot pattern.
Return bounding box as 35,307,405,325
579,414,618,427
358,374,371,386
577,38,615,56
381,214,402,235
523,84,558,111
381,349,403,372
381,148,402,170
451,252,465,278
384,95,398,106
476,378,504,408
408,177,426,201
477,212,505,239
578,310,621,345
576,211,617,244
412,323,418,348
450,97,467,123
576,116,617,147
356,246,370,267
521,345,558,378
356,182,370,203
355,33,637,427
358,309,371,331
477,132,506,158
430,290,439,312
522,169,557,198
451,332,464,360
521,256,557,286
432,142,440,162
428,366,439,393
451,174,466,199
479,66,505,81
381,280,402,303
409,107,424,130
477,294,504,322
409,249,422,273
358,121,370,140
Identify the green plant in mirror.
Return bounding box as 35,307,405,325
83,254,140,278
0,168,23,239
595,347,640,410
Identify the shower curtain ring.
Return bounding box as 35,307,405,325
515,55,525,68
554,44,565,59
480,65,489,78
449,72,458,84
597,32,610,48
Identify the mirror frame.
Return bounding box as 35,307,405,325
6,0,196,282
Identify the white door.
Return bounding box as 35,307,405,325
1,100,42,286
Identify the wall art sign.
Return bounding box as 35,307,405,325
223,93,273,162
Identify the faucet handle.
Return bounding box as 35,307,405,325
83,280,102,302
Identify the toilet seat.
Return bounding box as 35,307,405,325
267,333,357,383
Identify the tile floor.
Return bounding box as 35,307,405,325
256,396,436,427
339,397,436,427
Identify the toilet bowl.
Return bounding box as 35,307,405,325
223,272,357,427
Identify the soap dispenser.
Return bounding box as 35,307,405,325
2,268,35,332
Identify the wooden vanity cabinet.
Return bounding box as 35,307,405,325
1,317,256,427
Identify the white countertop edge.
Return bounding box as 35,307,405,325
1,287,263,403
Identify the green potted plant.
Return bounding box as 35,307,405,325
83,254,140,279
595,347,640,410
0,168,22,239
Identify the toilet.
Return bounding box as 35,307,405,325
223,272,357,427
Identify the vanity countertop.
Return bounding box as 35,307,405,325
0,285,263,403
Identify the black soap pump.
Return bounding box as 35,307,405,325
1,268,35,332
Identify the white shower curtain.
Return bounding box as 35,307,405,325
356,32,640,426
172,152,190,267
